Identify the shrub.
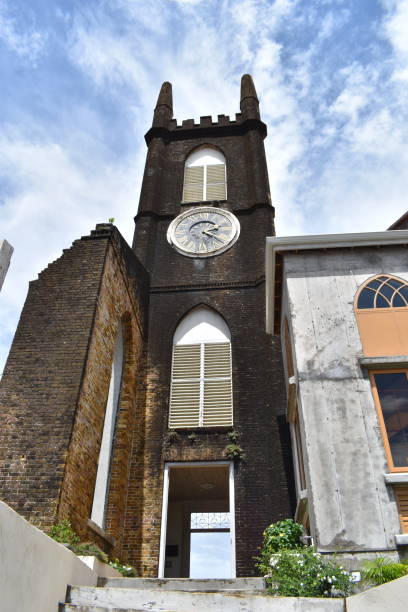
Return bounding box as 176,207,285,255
260,519,305,558
256,519,352,598
264,548,352,597
49,520,80,546
75,542,109,564
49,520,135,574
109,558,137,577
361,556,408,586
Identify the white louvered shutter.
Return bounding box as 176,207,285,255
169,341,233,428
182,166,204,203
206,164,226,201
203,342,232,426
169,344,201,428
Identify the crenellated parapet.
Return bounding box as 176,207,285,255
145,75,266,145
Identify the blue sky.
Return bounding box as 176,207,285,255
1,0,408,373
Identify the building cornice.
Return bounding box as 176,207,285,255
266,230,408,334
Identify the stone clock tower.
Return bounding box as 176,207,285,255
0,75,294,578
131,75,294,577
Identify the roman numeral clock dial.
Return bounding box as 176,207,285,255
167,207,240,258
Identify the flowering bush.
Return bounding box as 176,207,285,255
264,548,352,597
256,519,352,597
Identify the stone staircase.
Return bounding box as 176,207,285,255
59,577,344,611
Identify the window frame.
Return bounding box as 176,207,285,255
355,274,408,311
369,368,408,473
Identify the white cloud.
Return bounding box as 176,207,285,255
0,126,143,372
0,1,47,61
329,64,375,121
2,0,408,370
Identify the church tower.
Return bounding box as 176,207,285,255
0,76,294,578
128,76,295,577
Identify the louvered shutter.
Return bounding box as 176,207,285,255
206,164,226,201
169,344,201,428
169,341,233,428
203,342,232,426
183,166,204,203
395,486,408,533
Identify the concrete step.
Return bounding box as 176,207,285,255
98,577,265,591
67,585,345,611
62,605,179,612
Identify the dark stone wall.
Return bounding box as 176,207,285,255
131,281,295,575
130,114,295,575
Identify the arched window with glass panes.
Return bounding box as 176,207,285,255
169,306,233,428
182,147,227,203
356,274,408,309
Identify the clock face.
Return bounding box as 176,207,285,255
167,207,240,257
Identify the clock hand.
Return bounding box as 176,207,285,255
202,229,224,243
202,224,219,233
202,225,219,235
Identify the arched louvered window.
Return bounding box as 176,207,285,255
357,275,408,309
169,307,233,428
182,147,227,203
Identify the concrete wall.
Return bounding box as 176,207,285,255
282,247,407,558
347,574,408,611
0,239,13,291
0,500,97,612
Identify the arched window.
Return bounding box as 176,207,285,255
355,275,408,477
182,147,227,203
169,306,233,428
91,324,124,528
355,274,408,358
357,275,408,309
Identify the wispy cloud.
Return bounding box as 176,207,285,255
0,0,47,61
1,0,408,371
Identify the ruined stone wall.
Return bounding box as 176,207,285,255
0,225,148,562
58,226,148,558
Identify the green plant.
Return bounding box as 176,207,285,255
227,430,240,443
256,519,352,598
48,520,136,574
75,542,109,564
109,558,137,577
108,217,115,223
187,433,197,443
261,548,352,597
259,519,305,557
224,443,246,460
49,520,80,546
361,556,408,586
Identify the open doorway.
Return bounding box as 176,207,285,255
158,462,235,578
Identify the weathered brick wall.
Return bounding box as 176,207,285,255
58,226,148,558
0,232,108,527
0,225,149,561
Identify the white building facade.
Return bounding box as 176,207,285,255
266,230,408,565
